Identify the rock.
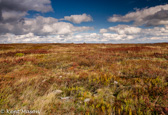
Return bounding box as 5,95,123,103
114,81,118,84
59,76,62,78
53,90,63,95
84,98,90,102
42,79,46,82
96,89,103,93
61,97,70,100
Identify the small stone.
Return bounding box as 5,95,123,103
42,79,46,82
84,98,90,102
53,90,63,95
59,76,62,78
61,97,70,100
114,81,118,84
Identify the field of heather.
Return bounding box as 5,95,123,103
0,43,168,114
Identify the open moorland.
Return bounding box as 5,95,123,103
0,43,168,115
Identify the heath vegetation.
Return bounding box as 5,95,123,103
0,43,167,115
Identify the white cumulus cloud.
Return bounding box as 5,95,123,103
60,13,93,24
108,4,168,26
100,25,141,35
0,0,53,23
99,24,168,42
0,16,93,35
108,25,142,35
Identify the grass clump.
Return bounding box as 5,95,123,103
15,53,25,57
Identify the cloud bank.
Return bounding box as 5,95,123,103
99,25,168,42
0,0,94,43
0,0,53,23
0,0,93,36
108,4,168,26
0,16,93,35
1,25,168,43
100,25,142,35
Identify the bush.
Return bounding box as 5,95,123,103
15,53,25,57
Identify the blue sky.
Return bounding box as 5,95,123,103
38,0,168,29
0,0,168,43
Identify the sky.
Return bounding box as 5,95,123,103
0,0,168,43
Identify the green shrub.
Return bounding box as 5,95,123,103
15,53,25,57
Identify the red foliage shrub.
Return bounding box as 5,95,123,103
101,46,153,52
152,53,168,60
0,49,49,57
13,58,35,64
